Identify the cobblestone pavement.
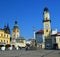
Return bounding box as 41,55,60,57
0,49,60,57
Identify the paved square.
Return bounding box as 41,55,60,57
0,49,60,57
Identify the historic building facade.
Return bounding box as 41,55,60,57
0,25,10,45
12,21,20,40
11,21,26,47
35,7,60,49
51,32,60,49
35,30,45,48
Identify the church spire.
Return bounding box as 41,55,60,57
4,24,10,34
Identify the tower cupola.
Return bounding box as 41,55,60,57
43,7,50,21
44,7,49,12
13,20,19,29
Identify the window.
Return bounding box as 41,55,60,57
7,35,8,38
7,41,8,43
46,29,48,32
1,40,2,42
4,40,5,42
16,40,23,43
13,30,15,32
46,17,48,20
1,34,3,37
17,30,19,32
4,34,6,37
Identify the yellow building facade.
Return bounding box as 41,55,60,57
56,36,60,49
0,29,10,45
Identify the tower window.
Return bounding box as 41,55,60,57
46,29,48,32
13,30,15,32
17,30,19,32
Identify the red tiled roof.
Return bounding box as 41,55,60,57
36,30,44,34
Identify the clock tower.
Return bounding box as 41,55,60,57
43,7,51,37
43,7,52,49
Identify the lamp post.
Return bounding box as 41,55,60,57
33,26,36,47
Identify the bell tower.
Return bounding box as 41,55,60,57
11,20,20,45
12,20,20,39
43,7,51,37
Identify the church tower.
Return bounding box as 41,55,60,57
43,7,51,37
11,20,20,45
12,20,20,39
43,7,52,49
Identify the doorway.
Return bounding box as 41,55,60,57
53,43,58,49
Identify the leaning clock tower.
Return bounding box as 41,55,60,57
43,7,52,49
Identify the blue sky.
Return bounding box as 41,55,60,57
0,0,60,39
